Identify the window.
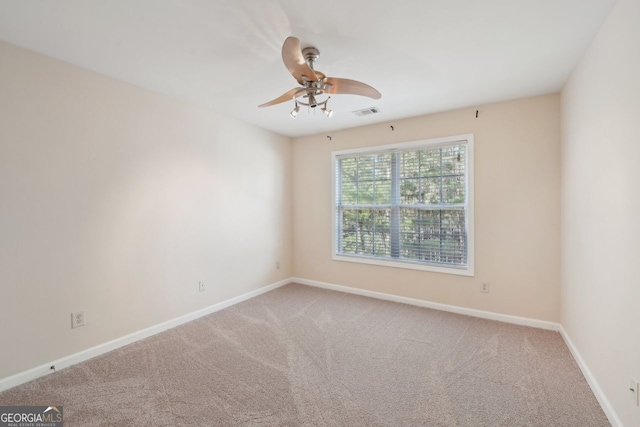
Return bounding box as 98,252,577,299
332,134,474,276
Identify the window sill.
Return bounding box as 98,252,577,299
332,254,474,276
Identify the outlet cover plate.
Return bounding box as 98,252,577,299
71,311,85,328
199,281,205,292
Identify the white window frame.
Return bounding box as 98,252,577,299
331,134,474,276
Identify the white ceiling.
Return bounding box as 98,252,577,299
0,0,616,137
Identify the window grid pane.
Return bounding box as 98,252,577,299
336,142,468,269
339,208,391,257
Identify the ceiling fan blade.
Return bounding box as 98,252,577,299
282,36,318,85
324,77,381,99
258,88,302,107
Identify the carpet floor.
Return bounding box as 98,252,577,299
0,283,609,426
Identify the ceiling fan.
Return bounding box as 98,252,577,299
258,36,381,118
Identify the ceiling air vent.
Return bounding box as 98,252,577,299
352,107,380,117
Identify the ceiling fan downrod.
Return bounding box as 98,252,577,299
292,46,332,116
302,47,320,70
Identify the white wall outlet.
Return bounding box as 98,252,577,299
71,311,85,328
199,281,205,292
480,283,490,293
630,377,639,406
276,261,280,270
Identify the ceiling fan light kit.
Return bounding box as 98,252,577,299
290,102,300,118
259,37,381,119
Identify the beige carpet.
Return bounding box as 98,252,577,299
0,283,609,426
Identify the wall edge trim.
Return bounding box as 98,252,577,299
559,326,623,427
0,278,292,393
292,277,560,330
292,277,621,425
4,275,617,427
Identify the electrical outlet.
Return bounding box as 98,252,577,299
276,261,280,270
199,281,205,292
480,283,490,293
630,377,639,406
71,311,85,328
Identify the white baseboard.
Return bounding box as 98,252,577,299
0,278,290,393
2,276,621,427
293,278,624,425
292,277,560,331
559,326,622,427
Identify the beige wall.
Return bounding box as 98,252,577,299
561,0,640,425
293,94,561,322
0,41,292,380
